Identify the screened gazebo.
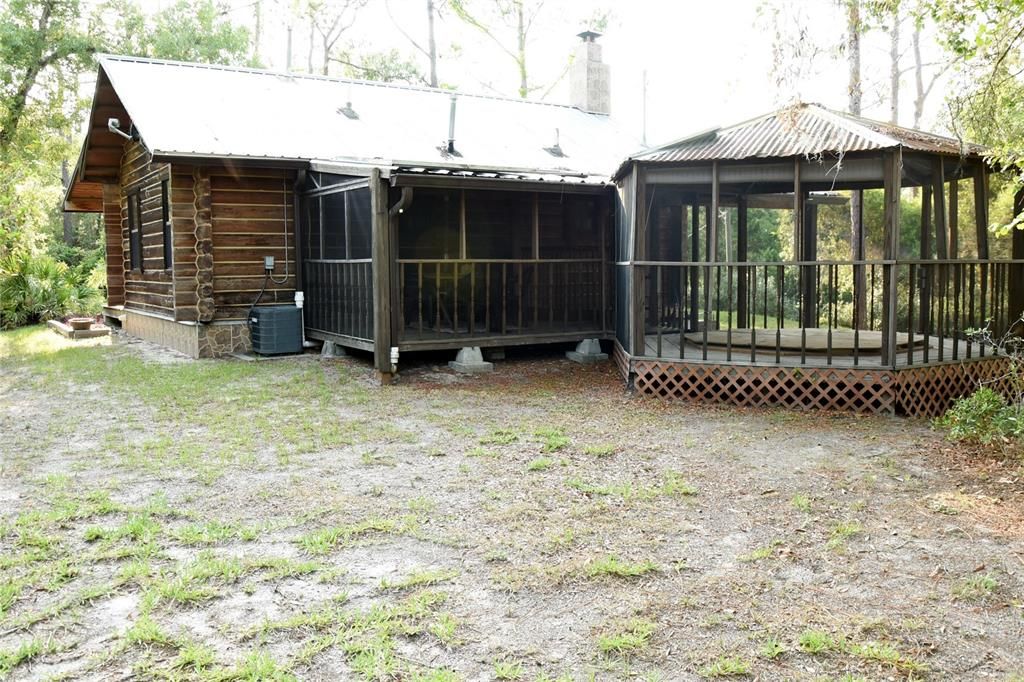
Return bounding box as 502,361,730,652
612,104,1024,415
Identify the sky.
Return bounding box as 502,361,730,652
130,0,954,149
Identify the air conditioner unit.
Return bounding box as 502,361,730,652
249,305,302,355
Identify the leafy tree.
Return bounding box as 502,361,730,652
335,48,424,84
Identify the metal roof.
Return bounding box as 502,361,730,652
95,55,638,182
631,103,986,165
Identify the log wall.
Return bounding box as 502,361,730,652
102,185,124,306
120,141,176,318
208,168,296,320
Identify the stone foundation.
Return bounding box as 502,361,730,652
123,310,251,358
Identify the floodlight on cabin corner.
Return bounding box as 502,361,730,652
107,118,137,141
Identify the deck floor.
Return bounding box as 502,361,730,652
642,328,988,368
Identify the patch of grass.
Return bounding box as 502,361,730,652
568,471,696,501
582,443,616,457
798,629,837,654
0,579,24,616
585,555,658,579
952,574,998,601
170,520,258,545
480,429,518,446
428,612,459,646
739,540,781,563
0,637,57,675
759,637,785,660
849,641,926,674
826,521,863,550
534,427,570,452
125,614,174,646
465,445,497,457
173,641,216,672
493,658,525,680
214,649,296,681
790,494,811,513
296,517,399,554
527,456,555,471
597,617,656,656
380,568,458,591
700,655,751,677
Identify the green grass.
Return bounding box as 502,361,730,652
952,574,998,601
125,614,174,646
527,456,555,471
493,658,525,680
597,618,656,656
380,568,458,591
759,637,785,660
480,429,518,446
585,555,658,579
0,637,58,675
798,629,838,654
568,471,696,501
428,612,459,646
700,655,751,677
790,493,811,513
534,427,570,452
582,443,616,457
826,521,863,550
296,517,401,554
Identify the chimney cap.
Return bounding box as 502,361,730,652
577,30,601,42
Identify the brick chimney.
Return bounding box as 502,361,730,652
569,30,611,114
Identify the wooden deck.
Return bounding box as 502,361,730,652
642,328,988,368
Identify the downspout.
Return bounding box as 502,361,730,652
292,169,315,347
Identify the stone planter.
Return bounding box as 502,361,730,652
67,317,94,331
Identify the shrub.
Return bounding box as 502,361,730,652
0,250,103,329
936,387,1022,444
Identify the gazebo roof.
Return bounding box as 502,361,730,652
629,103,987,166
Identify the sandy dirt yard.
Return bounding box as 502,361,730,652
1,326,1023,681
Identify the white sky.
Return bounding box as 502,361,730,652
129,0,954,148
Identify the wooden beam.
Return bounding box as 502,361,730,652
458,189,467,259
973,164,990,259
1011,188,1024,324
631,163,647,355
736,195,748,328
792,158,803,261
801,204,818,329
949,178,959,259
709,161,720,262
371,168,393,378
881,149,902,366
933,157,948,260
532,192,539,260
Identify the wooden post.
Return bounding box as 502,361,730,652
919,183,932,335
881,150,902,367
689,202,699,331
793,158,803,260
801,204,818,329
459,189,467,259
709,161,720,263
933,157,948,259
532,191,539,260
853,188,866,329
974,164,990,259
736,195,748,328
632,163,647,355
1011,188,1024,325
371,168,393,380
949,178,959,259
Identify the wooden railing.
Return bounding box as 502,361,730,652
634,259,1024,368
396,259,608,346
303,259,374,342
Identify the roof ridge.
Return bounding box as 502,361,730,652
96,53,597,113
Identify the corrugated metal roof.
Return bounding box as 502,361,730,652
97,55,638,181
632,103,986,164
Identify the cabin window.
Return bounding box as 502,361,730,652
128,191,143,272
161,180,172,268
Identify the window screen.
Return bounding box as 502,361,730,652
128,191,142,272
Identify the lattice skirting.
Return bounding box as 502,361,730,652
612,340,630,382
629,356,1012,417
895,358,1012,418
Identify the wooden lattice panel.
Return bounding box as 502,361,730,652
612,340,631,382
633,360,897,414
896,358,1012,418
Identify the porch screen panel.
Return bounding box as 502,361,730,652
301,173,374,343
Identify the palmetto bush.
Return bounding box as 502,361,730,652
0,250,103,329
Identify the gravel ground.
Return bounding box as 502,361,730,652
1,327,1022,681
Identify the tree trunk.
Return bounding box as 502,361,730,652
847,0,866,328
913,24,924,128
426,0,438,87
286,25,293,71
307,18,315,73
61,157,74,246
253,0,262,64
889,7,900,124
322,35,330,75
516,2,527,98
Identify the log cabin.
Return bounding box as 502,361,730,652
64,36,1024,416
